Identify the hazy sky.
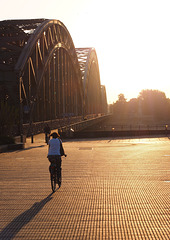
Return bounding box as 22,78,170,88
1,0,170,103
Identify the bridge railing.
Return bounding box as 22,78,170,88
6,114,109,139
95,124,169,131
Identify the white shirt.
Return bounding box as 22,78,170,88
48,138,61,155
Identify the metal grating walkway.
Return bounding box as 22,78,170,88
0,136,169,239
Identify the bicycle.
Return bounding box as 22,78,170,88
49,161,57,192
49,155,66,192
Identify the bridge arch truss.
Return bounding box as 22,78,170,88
0,19,107,135
76,48,104,115
0,19,83,122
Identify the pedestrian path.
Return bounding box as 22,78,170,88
0,137,169,239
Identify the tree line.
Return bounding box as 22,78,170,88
109,89,170,122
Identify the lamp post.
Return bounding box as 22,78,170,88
165,125,168,136
112,127,115,138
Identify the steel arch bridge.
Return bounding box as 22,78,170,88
76,48,103,115
0,19,107,135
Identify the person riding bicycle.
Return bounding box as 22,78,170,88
47,132,66,188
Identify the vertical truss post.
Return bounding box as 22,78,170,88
48,62,50,120
65,51,68,116
70,66,73,115
19,76,23,142
53,54,56,119
62,49,65,117
57,48,60,117
43,75,45,121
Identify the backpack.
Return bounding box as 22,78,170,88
59,139,65,156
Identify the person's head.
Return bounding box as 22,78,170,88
50,132,60,139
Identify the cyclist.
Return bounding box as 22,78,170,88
47,132,66,188
44,123,51,144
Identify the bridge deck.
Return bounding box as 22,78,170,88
0,135,169,239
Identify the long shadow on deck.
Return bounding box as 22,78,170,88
0,193,53,239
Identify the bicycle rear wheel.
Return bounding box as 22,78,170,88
51,173,56,192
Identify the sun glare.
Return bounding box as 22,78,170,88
90,0,170,103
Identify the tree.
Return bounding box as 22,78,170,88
117,94,127,103
138,89,168,120
128,98,139,115
112,94,127,119
111,89,170,122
